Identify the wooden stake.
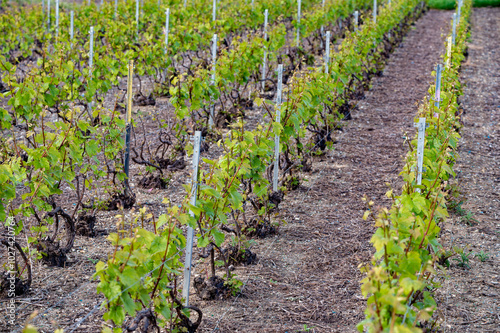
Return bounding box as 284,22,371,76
124,60,134,181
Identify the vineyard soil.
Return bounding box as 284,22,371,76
1,5,498,333
196,9,453,333
436,7,500,333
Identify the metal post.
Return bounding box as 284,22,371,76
184,0,187,7
354,11,359,32
183,130,202,306
446,36,452,69
42,0,45,16
373,0,377,24
115,0,118,19
261,9,268,91
136,0,140,36
296,0,301,47
457,0,462,25
324,31,331,74
47,0,51,30
415,118,426,193
320,0,325,37
208,34,217,128
212,0,216,21
89,27,94,77
87,27,94,116
451,13,457,45
164,8,170,55
434,64,442,109
55,0,59,37
251,0,254,9
124,60,134,181
273,64,283,192
70,11,74,47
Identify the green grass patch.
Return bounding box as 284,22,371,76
473,0,500,7
427,0,500,9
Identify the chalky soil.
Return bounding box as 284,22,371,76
198,9,453,333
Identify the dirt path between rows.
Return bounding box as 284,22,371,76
197,9,453,333
436,7,500,333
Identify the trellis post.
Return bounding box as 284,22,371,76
273,65,283,192
183,131,202,306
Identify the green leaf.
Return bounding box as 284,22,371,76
212,229,225,247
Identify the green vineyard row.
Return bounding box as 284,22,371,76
358,0,471,331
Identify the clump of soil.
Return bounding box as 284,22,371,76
283,175,301,191
75,214,96,237
157,158,185,171
0,273,29,297
122,308,160,333
36,239,68,267
138,174,168,189
269,190,284,208
220,245,257,266
238,98,253,110
193,276,230,300
215,107,244,128
134,93,156,106
242,218,277,238
105,191,136,210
